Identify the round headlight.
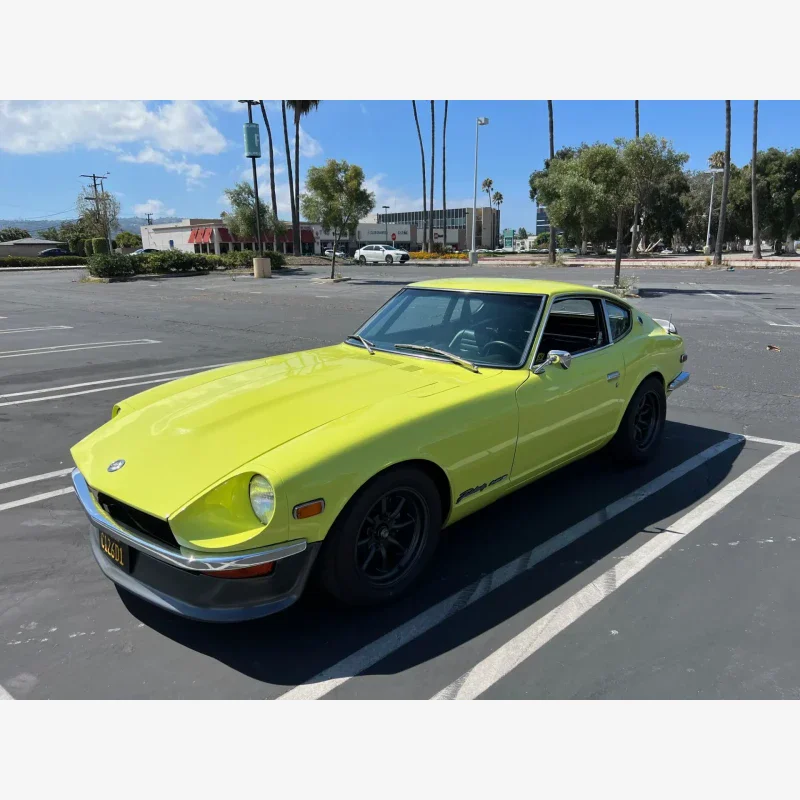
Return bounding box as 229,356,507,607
249,475,276,525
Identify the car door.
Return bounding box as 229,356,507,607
510,295,625,486
366,245,378,263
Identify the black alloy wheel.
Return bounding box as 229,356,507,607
633,389,661,451
609,376,666,465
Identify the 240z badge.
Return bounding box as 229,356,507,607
456,474,507,504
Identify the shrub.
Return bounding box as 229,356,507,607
408,251,467,260
92,238,109,255
69,237,85,256
140,250,211,273
220,249,286,269
86,253,138,278
0,256,88,268
84,239,94,256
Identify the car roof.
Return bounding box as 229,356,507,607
407,277,619,299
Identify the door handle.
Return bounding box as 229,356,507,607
607,371,621,381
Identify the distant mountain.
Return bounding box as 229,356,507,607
0,216,183,236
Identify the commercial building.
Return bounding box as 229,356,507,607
0,237,67,258
535,204,550,235
377,206,499,250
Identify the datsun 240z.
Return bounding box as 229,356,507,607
71,278,689,622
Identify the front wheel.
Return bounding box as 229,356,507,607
609,376,666,464
318,467,442,606
385,255,394,265
359,256,366,265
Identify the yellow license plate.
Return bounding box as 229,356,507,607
99,529,131,573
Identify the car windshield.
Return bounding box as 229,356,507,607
350,288,545,368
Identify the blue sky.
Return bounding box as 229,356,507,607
1,100,799,232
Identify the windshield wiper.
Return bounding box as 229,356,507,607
346,334,375,354
394,343,479,373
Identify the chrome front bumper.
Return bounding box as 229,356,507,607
667,371,690,393
70,468,307,573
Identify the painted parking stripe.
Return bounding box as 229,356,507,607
0,339,160,360
0,487,74,512
434,441,800,700
767,322,800,328
0,468,74,492
0,377,188,407
277,434,750,700
0,683,13,701
0,362,233,400
0,325,73,335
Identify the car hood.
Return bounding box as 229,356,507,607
71,344,488,518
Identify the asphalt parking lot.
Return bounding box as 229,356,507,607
2,262,800,699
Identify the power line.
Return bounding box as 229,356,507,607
80,172,112,250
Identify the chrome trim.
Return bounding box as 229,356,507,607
71,469,307,572
607,371,621,381
667,371,690,393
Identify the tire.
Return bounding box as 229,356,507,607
609,376,666,464
359,256,366,265
385,255,394,265
318,467,443,607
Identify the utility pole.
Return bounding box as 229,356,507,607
239,100,264,258
145,212,153,225
81,172,111,250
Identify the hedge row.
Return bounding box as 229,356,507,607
85,249,286,279
0,255,88,268
408,251,468,260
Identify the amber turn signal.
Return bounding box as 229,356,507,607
211,562,275,580
293,499,326,520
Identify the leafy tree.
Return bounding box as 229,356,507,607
753,148,800,252
286,101,321,255
534,231,549,246
713,101,732,266
0,227,30,241
116,231,142,249
517,226,528,239
300,159,375,278
412,101,428,251
221,181,285,245
680,171,715,251
38,226,63,241
640,169,690,250
70,237,85,256
76,188,120,239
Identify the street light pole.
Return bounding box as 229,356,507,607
382,205,390,245
705,168,723,253
470,117,489,265
240,100,263,258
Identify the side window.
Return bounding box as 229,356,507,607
605,301,632,341
536,296,607,362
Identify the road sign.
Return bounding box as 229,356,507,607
391,233,397,241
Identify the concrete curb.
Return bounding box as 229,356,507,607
0,265,87,272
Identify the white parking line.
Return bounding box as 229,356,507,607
1,377,182,407
0,683,13,700
0,468,74,492
0,363,233,400
0,339,160,360
0,487,74,512
767,322,800,328
277,433,754,700
434,440,800,700
0,325,73,335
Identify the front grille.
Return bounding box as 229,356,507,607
97,492,179,549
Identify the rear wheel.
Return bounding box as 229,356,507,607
319,467,442,606
609,376,666,464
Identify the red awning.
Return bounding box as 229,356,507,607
217,227,233,243
200,227,213,244
187,229,199,244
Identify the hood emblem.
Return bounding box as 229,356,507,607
107,459,126,473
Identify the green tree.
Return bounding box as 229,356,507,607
517,226,528,239
259,101,281,251
38,226,62,241
755,148,800,253
0,227,30,241
116,231,143,249
76,188,120,240
301,159,375,279
535,231,550,246
412,101,428,251
713,101,732,266
286,100,321,255
221,181,285,246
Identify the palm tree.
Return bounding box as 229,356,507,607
259,101,280,251
547,100,556,265
493,192,503,246
635,100,640,138
286,101,321,256
751,100,761,260
632,100,641,258
482,178,493,249
442,101,448,253
281,102,295,252
429,101,435,252
412,101,428,252
713,101,732,266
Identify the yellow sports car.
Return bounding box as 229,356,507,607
71,278,689,621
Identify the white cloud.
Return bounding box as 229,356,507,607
240,162,286,182
360,103,368,116
119,146,213,188
0,100,227,155
133,199,176,217
299,127,322,158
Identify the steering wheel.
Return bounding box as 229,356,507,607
482,340,523,362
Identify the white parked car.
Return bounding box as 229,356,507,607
325,249,346,259
354,244,410,265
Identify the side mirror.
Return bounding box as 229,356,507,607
532,349,573,374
